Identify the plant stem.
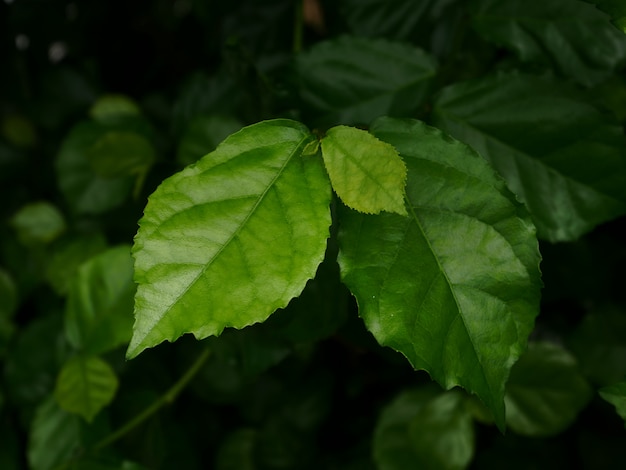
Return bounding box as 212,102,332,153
293,0,303,54
92,348,211,452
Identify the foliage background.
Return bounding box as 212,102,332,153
1,0,626,468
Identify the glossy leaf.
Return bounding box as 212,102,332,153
599,381,626,426
338,117,541,428
296,36,437,127
128,119,331,358
320,125,407,215
374,386,474,470
65,245,135,355
505,342,592,437
472,0,626,86
433,73,626,242
10,202,66,245
54,354,118,422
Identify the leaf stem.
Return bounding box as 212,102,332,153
91,347,211,452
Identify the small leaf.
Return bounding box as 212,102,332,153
128,119,331,358
472,0,626,86
321,125,407,215
433,72,626,242
10,202,66,245
599,381,626,426
505,342,592,436
65,245,135,355
338,117,542,429
90,94,141,123
54,354,118,422
296,36,437,127
374,386,475,470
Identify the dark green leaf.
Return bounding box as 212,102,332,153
599,381,626,426
215,429,257,470
505,342,592,436
472,0,626,86
296,36,437,127
65,245,135,355
54,354,118,422
0,268,17,320
10,202,66,245
128,119,331,358
89,94,141,123
177,115,244,166
339,117,541,428
87,131,155,178
584,0,626,33
321,125,407,215
433,73,626,241
374,386,474,470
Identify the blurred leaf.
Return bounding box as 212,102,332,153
90,94,141,123
599,381,626,426
28,397,82,470
0,415,20,469
433,72,626,242
374,386,474,470
177,115,244,166
45,233,108,296
128,119,331,358
65,245,135,355
87,131,155,178
54,354,118,422
505,342,592,437
339,117,541,429
10,202,66,245
0,268,17,320
296,36,437,127
472,0,626,86
337,0,433,40
568,308,626,386
1,114,37,148
584,0,626,33
215,428,257,470
321,125,407,215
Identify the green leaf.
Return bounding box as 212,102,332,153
321,125,407,215
215,429,257,470
599,381,626,426
128,119,331,358
505,342,592,436
374,386,475,470
10,202,66,245
87,131,155,178
433,73,626,242
584,0,626,33
54,354,119,422
177,115,244,166
0,268,17,320
65,245,135,355
89,94,141,123
472,0,626,86
28,397,82,470
296,36,437,127
338,117,541,429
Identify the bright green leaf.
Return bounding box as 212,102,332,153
128,119,331,358
338,117,541,429
374,386,474,470
505,342,592,437
65,245,135,355
296,36,437,127
28,397,82,470
177,115,244,166
472,0,626,86
433,73,626,242
54,354,119,422
321,126,407,215
599,381,626,426
10,202,66,245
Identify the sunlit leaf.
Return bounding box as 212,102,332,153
433,72,626,242
128,119,331,358
338,117,541,428
472,0,626,86
65,245,135,355
321,125,407,215
54,354,118,422
296,36,437,127
505,342,592,436
599,381,626,426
